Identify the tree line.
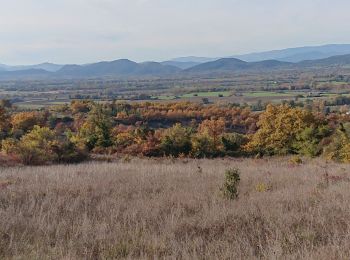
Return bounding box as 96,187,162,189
1,100,350,165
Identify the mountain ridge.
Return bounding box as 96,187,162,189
2,43,350,73
2,51,350,79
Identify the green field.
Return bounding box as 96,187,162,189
242,91,296,97
181,91,232,98
155,91,232,100
155,95,177,100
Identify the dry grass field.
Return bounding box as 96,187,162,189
1,158,350,259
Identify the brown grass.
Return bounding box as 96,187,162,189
1,158,350,259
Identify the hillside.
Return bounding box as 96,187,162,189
1,158,349,259
0,62,63,72
2,51,350,79
0,68,51,79
184,58,292,73
233,44,350,62
168,56,218,63
299,54,350,67
165,44,350,64
57,59,180,77
161,60,201,69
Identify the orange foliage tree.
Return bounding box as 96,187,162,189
11,111,47,135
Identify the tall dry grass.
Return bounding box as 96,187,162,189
0,158,350,259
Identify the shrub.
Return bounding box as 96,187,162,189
255,183,270,192
323,124,350,163
70,100,93,114
292,125,331,157
160,123,192,157
2,126,87,165
221,133,248,157
18,126,58,165
191,133,222,158
0,107,10,141
122,155,132,163
1,138,18,154
221,168,241,200
289,155,303,165
52,134,88,163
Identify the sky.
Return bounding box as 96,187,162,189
1,0,350,65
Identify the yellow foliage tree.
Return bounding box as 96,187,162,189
245,104,316,155
2,126,58,165
11,111,46,134
323,124,350,163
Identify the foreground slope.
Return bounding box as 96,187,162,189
0,158,350,259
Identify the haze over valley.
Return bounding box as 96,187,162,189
2,44,350,79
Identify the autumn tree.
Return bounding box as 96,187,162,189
245,104,317,155
12,126,57,164
76,104,113,150
198,118,226,147
191,118,226,158
221,133,248,157
0,107,10,141
51,131,88,163
292,125,331,157
323,123,350,162
160,123,193,157
70,100,93,114
11,111,47,136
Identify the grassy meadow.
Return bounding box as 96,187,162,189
1,158,350,259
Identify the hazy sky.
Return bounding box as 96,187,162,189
1,0,350,65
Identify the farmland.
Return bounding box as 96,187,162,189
1,66,350,109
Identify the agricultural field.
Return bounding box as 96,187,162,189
1,68,350,109
0,158,350,259
242,91,296,97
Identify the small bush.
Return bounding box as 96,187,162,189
255,182,271,192
289,155,303,165
1,138,18,154
221,168,240,200
122,155,131,163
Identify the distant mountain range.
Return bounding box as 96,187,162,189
57,59,180,77
160,61,201,70
184,54,350,74
184,58,292,73
0,62,63,72
233,44,350,62
1,44,350,79
172,44,350,64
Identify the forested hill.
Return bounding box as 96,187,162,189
2,53,350,79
